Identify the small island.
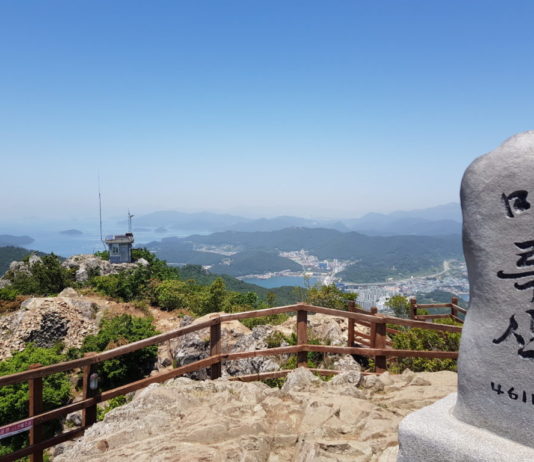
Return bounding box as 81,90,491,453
59,229,83,236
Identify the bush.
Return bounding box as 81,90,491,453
8,254,75,296
78,315,159,389
389,319,461,372
305,284,356,310
386,295,410,318
0,344,71,456
0,287,18,301
153,279,198,311
97,395,130,421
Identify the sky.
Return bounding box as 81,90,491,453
1,0,534,223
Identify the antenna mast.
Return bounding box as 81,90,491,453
128,210,134,234
98,175,106,250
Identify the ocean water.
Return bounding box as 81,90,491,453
242,276,320,288
3,226,208,258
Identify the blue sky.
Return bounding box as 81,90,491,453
1,1,534,222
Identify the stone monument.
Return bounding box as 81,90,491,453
398,131,534,461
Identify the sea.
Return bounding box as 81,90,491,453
2,224,316,288
242,276,320,288
2,224,204,258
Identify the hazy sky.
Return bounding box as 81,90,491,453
1,1,534,222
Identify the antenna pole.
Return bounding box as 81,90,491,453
128,210,134,234
98,175,106,250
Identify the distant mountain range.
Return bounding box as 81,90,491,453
146,227,462,282
129,203,461,236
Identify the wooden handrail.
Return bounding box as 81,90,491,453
0,300,464,462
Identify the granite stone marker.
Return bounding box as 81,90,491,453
398,131,534,461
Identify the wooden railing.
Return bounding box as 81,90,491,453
409,296,467,323
0,301,463,462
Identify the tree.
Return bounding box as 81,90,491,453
0,344,71,455
305,284,356,310
8,254,75,296
386,295,410,318
79,315,159,389
202,277,227,314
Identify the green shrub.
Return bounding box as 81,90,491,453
7,254,75,296
0,287,18,301
386,295,410,318
78,315,159,389
305,284,356,310
97,395,130,421
389,319,461,372
0,344,71,456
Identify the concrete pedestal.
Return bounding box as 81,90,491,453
397,393,534,462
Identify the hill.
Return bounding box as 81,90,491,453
209,250,301,277
147,228,462,283
176,265,301,306
130,203,461,236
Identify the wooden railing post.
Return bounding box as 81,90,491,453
28,363,43,462
297,309,308,367
369,306,378,349
347,301,356,347
82,353,98,428
451,296,458,319
210,319,222,379
409,298,417,319
374,317,387,373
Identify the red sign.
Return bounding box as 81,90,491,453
0,419,33,440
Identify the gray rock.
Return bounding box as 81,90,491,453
452,131,534,448
58,287,79,298
66,411,82,427
23,312,69,348
361,374,385,391
378,371,394,386
136,258,149,266
330,370,362,386
28,255,42,267
281,367,320,392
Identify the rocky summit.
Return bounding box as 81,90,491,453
54,368,457,462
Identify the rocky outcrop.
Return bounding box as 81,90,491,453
54,368,458,462
0,289,104,360
165,312,363,379
0,254,42,287
61,255,148,283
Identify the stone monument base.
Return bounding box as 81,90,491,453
397,393,534,462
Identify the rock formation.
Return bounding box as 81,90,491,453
0,288,104,360
54,368,457,462
61,254,148,283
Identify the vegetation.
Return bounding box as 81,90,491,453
389,318,461,373
5,254,75,296
0,246,42,276
148,228,462,283
209,250,301,277
415,289,467,308
305,283,356,309
97,395,130,421
0,344,71,456
385,295,411,318
176,264,302,306
74,315,159,390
